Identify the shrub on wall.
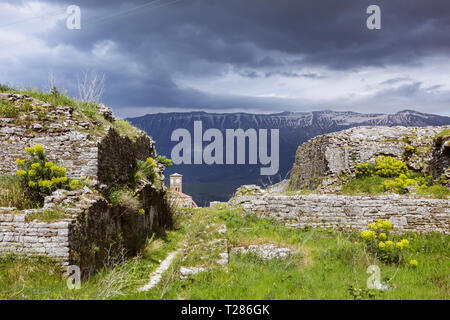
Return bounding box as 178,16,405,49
352,156,441,196
15,145,82,205
356,156,408,178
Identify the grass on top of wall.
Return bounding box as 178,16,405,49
0,85,142,141
341,175,449,199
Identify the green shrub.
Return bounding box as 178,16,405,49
360,219,416,264
356,156,408,178
0,175,40,209
108,187,141,214
134,158,156,184
0,84,11,92
351,156,447,197
402,145,415,160
14,145,82,205
374,156,408,177
381,172,431,194
155,155,173,167
0,100,19,118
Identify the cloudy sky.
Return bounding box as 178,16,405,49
0,0,449,117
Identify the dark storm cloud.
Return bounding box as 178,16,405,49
1,0,450,114
43,0,450,69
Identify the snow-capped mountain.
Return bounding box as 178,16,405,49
128,110,450,206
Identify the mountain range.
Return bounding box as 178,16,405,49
127,109,450,206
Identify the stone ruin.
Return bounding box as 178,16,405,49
289,125,450,192
229,126,450,234
0,93,173,277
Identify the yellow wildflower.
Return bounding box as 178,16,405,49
34,144,44,154
385,241,394,251
409,259,418,268
16,170,26,177
31,163,40,169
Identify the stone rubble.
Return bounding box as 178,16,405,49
232,244,293,260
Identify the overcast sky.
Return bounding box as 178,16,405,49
0,0,449,118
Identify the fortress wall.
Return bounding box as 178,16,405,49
238,194,450,234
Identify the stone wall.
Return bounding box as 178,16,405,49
0,209,71,261
0,111,98,180
0,119,154,185
0,93,155,184
289,125,450,191
0,183,172,278
234,194,450,234
69,184,172,277
98,128,156,185
0,93,172,277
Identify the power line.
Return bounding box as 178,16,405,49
0,7,66,30
0,0,186,50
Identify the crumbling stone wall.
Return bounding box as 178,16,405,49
0,93,155,184
234,194,450,234
0,113,98,179
0,93,172,277
0,183,172,278
0,121,154,184
98,128,156,185
289,126,450,191
69,184,172,278
0,209,71,261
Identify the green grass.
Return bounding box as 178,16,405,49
341,175,449,198
435,128,450,138
0,225,185,300
4,87,104,122
130,206,449,300
0,100,20,117
0,205,448,300
0,175,40,209
416,184,450,199
0,85,143,141
341,176,386,195
25,208,71,222
113,120,142,141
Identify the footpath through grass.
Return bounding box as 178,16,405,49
0,205,449,300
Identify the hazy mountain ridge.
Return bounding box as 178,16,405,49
128,109,450,206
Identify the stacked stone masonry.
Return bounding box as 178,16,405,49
0,93,156,184
0,183,171,278
0,94,171,277
235,194,450,234
0,209,71,261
